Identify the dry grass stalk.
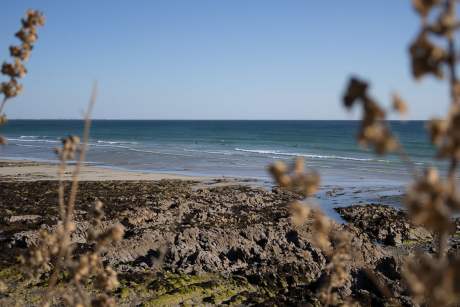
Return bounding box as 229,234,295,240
269,158,356,305
0,9,45,144
269,1,460,305
0,8,45,297
18,84,125,306
399,2,460,304
0,11,124,306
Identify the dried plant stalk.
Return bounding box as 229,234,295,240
269,158,357,305
268,1,460,305
18,84,124,307
0,10,45,144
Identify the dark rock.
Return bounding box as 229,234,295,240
335,204,432,246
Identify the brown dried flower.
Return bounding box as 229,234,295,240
1,59,27,78
392,93,408,114
343,77,399,155
0,9,44,144
0,9,44,103
405,167,458,234
55,135,80,160
0,280,7,294
288,201,311,226
95,267,120,292
403,254,460,306
311,210,333,253
428,105,460,159
269,157,320,197
427,118,448,145
91,294,116,307
343,77,368,108
409,32,446,79
412,0,442,17
0,79,23,99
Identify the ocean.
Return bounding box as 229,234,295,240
0,120,447,187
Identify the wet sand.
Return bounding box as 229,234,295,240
0,159,211,182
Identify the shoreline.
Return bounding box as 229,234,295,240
0,158,266,186
0,158,221,182
0,158,406,217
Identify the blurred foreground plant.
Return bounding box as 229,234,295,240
270,0,460,305
0,9,45,144
270,159,356,306
18,84,125,307
0,11,124,306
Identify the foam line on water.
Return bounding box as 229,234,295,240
234,148,390,163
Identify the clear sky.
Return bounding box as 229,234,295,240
0,1,451,120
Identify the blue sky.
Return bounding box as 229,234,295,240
0,1,450,119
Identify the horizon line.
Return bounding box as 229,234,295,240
6,118,428,121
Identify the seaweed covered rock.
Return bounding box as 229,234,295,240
335,204,432,246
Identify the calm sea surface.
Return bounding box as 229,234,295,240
0,120,448,187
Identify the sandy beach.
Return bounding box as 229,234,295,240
0,159,211,182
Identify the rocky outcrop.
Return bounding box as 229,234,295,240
0,180,415,305
335,204,432,246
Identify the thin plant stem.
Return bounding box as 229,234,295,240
439,0,459,259
57,160,66,221
0,97,7,115
64,82,97,228
43,83,97,305
397,145,419,179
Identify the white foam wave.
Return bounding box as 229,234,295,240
234,148,390,163
184,149,233,155
19,135,40,139
14,143,41,148
129,148,191,157
89,143,132,150
96,140,138,145
7,138,59,143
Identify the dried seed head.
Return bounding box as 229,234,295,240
293,157,304,174
0,115,7,125
9,45,31,61
343,77,368,108
268,160,288,179
392,93,408,114
412,0,441,17
0,79,23,98
91,294,116,307
289,201,311,226
1,59,28,78
427,118,448,145
409,32,446,79
403,254,460,305
22,10,45,28
15,28,38,45
343,77,399,155
56,135,80,160
90,200,105,228
269,158,320,197
311,210,332,253
96,224,125,247
1,8,45,118
405,167,456,233
95,267,119,292
431,6,457,36
0,280,7,294
109,224,124,242
428,105,460,159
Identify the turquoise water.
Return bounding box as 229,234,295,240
0,120,447,186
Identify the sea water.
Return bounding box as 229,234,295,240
0,120,446,187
